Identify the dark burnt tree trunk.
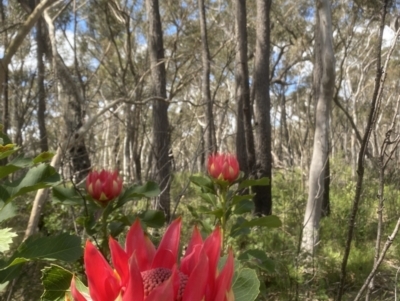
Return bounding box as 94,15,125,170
36,16,49,152
235,0,256,176
253,0,272,215
146,0,172,221
199,0,217,161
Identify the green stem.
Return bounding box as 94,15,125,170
100,207,110,257
219,187,228,254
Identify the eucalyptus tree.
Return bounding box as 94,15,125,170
301,0,335,256
234,0,255,177
251,0,273,215
199,0,217,163
146,0,172,220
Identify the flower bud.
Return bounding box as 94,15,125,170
86,169,123,203
207,153,240,183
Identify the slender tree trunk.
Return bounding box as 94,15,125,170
1,0,9,149
301,0,335,255
146,0,172,221
253,0,272,215
0,0,56,97
198,0,217,161
36,17,49,152
235,0,255,176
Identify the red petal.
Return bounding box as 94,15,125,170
181,226,203,275
180,244,202,276
125,219,155,271
84,240,120,301
183,251,209,301
109,237,129,287
70,276,87,301
151,217,182,269
185,225,203,256
146,266,177,301
213,249,235,301
203,226,222,296
123,254,144,301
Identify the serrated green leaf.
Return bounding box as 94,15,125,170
0,164,61,204
0,228,17,253
41,264,73,301
240,215,282,229
233,268,260,301
15,233,82,263
0,145,19,160
33,152,54,164
0,233,82,284
238,177,270,190
5,164,61,199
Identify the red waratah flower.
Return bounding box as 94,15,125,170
86,169,123,203
207,153,240,183
70,218,235,301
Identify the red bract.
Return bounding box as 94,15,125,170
70,218,235,301
207,153,240,183
86,169,123,203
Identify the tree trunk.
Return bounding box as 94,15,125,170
235,0,256,176
252,0,272,215
146,0,172,221
198,0,217,161
1,0,9,155
301,0,335,255
36,17,49,152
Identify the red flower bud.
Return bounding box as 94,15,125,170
207,153,240,183
86,169,123,203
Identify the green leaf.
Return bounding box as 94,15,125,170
0,145,19,160
189,175,215,193
139,210,166,228
0,164,61,204
16,233,82,262
52,186,83,205
0,233,82,283
0,130,12,145
197,206,224,218
0,228,17,253
233,199,254,214
33,152,55,164
238,249,275,273
238,177,270,190
186,204,199,218
232,194,254,205
41,264,73,301
0,202,16,222
232,268,260,301
230,219,251,237
116,181,160,208
0,155,32,180
200,193,217,206
240,215,282,229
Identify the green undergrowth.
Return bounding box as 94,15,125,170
173,160,400,300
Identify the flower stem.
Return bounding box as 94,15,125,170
100,208,109,257
219,187,228,254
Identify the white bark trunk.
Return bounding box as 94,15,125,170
301,0,335,256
